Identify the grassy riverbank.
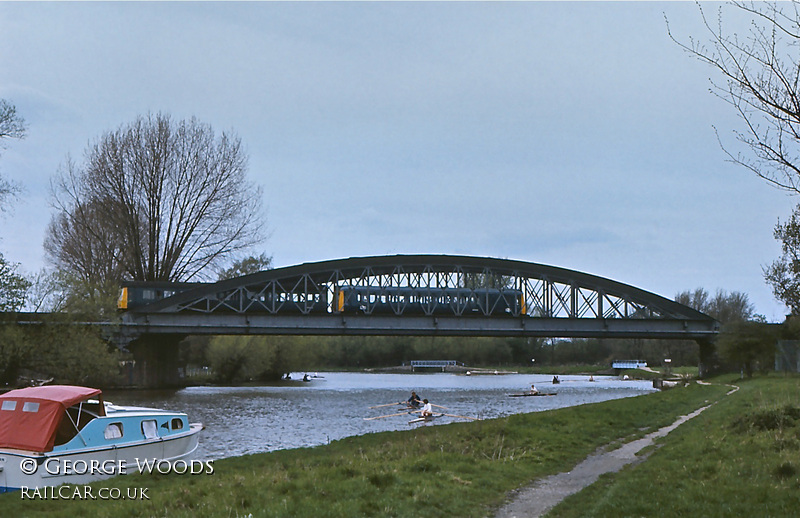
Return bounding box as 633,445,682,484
549,374,800,517
2,380,729,517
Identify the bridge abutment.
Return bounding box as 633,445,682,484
128,334,186,388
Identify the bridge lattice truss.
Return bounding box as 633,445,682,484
120,255,719,340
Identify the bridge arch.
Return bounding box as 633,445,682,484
119,254,718,340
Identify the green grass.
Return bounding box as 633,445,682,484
648,365,699,377
0,381,728,517
548,374,800,517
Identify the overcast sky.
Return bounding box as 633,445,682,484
0,2,794,322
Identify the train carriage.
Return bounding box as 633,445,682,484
334,286,526,317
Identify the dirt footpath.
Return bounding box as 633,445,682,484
493,404,712,518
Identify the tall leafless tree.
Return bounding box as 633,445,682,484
669,2,800,312
46,113,266,284
668,1,800,193
0,99,26,142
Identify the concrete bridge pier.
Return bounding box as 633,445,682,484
697,338,718,379
128,334,187,388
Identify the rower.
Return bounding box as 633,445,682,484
529,384,539,395
407,391,422,408
420,399,433,418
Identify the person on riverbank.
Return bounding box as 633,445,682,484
421,399,433,418
407,391,422,408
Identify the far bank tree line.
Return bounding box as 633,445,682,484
179,286,776,383
6,0,800,391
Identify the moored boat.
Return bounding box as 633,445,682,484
0,385,203,492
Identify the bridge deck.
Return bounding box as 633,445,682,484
109,255,718,345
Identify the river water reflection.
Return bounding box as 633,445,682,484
105,372,656,460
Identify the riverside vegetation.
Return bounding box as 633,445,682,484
9,374,794,517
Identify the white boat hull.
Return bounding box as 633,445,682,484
0,423,202,492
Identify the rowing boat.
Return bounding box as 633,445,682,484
408,413,443,424
508,392,557,397
408,412,480,424
364,411,414,421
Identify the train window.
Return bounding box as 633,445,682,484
143,289,155,300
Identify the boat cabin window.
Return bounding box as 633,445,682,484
1,401,16,411
171,418,183,430
104,422,123,439
22,402,40,412
142,419,158,439
54,404,102,446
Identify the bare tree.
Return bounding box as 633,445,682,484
0,99,26,213
675,287,755,323
669,2,800,311
668,1,800,193
46,113,266,284
44,196,129,285
0,99,26,142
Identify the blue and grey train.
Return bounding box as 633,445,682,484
117,281,205,310
118,281,328,313
118,281,526,316
334,286,526,316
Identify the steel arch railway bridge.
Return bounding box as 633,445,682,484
118,254,718,340
115,255,719,386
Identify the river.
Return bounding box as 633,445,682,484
104,372,656,460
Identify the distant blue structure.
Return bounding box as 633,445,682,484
410,360,464,372
612,360,648,370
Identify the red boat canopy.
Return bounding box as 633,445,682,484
0,385,102,453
